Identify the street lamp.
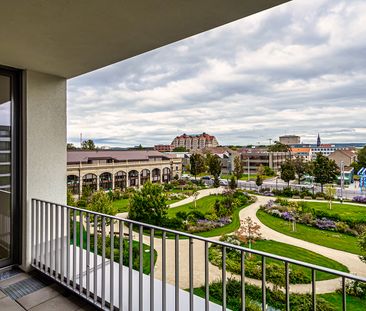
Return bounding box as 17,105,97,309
247,157,250,182
340,160,345,203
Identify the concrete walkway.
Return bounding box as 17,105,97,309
239,196,366,293
116,193,366,294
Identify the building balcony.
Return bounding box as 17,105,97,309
9,198,363,310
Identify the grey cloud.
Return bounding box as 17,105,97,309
67,0,366,147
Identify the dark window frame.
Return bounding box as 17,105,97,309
0,65,22,268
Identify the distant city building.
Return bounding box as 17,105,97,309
317,133,321,147
239,149,290,174
279,135,301,145
154,144,174,152
67,150,182,195
291,147,312,161
171,132,219,151
328,149,357,168
311,144,336,159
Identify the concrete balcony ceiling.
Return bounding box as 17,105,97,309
0,0,289,78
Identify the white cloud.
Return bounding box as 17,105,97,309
67,0,366,147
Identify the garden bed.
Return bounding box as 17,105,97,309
166,191,254,237
209,237,348,285
257,210,361,255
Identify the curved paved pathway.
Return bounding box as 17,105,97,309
239,196,366,293
114,193,366,294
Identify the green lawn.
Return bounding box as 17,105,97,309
302,201,366,223
167,195,221,217
320,293,366,311
112,198,129,213
257,210,361,255
247,240,348,281
167,195,251,238
72,221,156,274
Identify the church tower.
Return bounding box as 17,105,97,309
317,133,321,147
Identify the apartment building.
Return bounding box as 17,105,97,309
291,147,312,161
171,132,219,151
328,149,358,168
239,148,289,174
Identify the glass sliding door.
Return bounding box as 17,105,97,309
0,68,21,268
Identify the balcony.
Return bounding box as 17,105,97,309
27,198,366,310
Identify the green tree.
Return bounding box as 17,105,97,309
67,190,76,206
233,155,243,180
229,176,237,190
268,142,291,152
325,185,337,210
128,182,168,226
190,153,206,179
81,139,96,150
255,175,263,188
280,160,296,186
293,157,307,184
173,146,187,152
263,166,275,177
352,146,366,173
207,154,222,178
67,143,76,150
256,165,265,188
313,153,340,192
87,190,117,225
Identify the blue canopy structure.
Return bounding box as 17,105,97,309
358,167,366,192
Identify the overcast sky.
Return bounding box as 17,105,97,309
68,0,366,148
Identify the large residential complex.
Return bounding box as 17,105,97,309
67,150,182,195
171,132,219,151
239,148,290,174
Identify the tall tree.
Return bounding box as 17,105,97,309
190,153,206,179
313,153,340,192
268,141,291,152
128,182,168,226
81,139,96,150
207,154,222,178
233,155,243,180
293,157,307,184
354,146,366,173
280,160,296,186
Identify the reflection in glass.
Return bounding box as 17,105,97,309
0,74,11,262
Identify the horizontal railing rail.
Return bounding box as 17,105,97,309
31,198,366,311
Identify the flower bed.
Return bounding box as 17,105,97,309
260,199,365,237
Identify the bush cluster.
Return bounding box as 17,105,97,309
203,279,335,311
209,236,310,287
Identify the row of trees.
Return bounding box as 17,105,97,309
67,139,96,150
280,154,339,192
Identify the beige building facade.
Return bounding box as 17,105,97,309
67,150,182,195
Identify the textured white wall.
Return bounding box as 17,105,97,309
22,70,66,270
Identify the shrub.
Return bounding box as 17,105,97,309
205,279,334,311
353,196,366,204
